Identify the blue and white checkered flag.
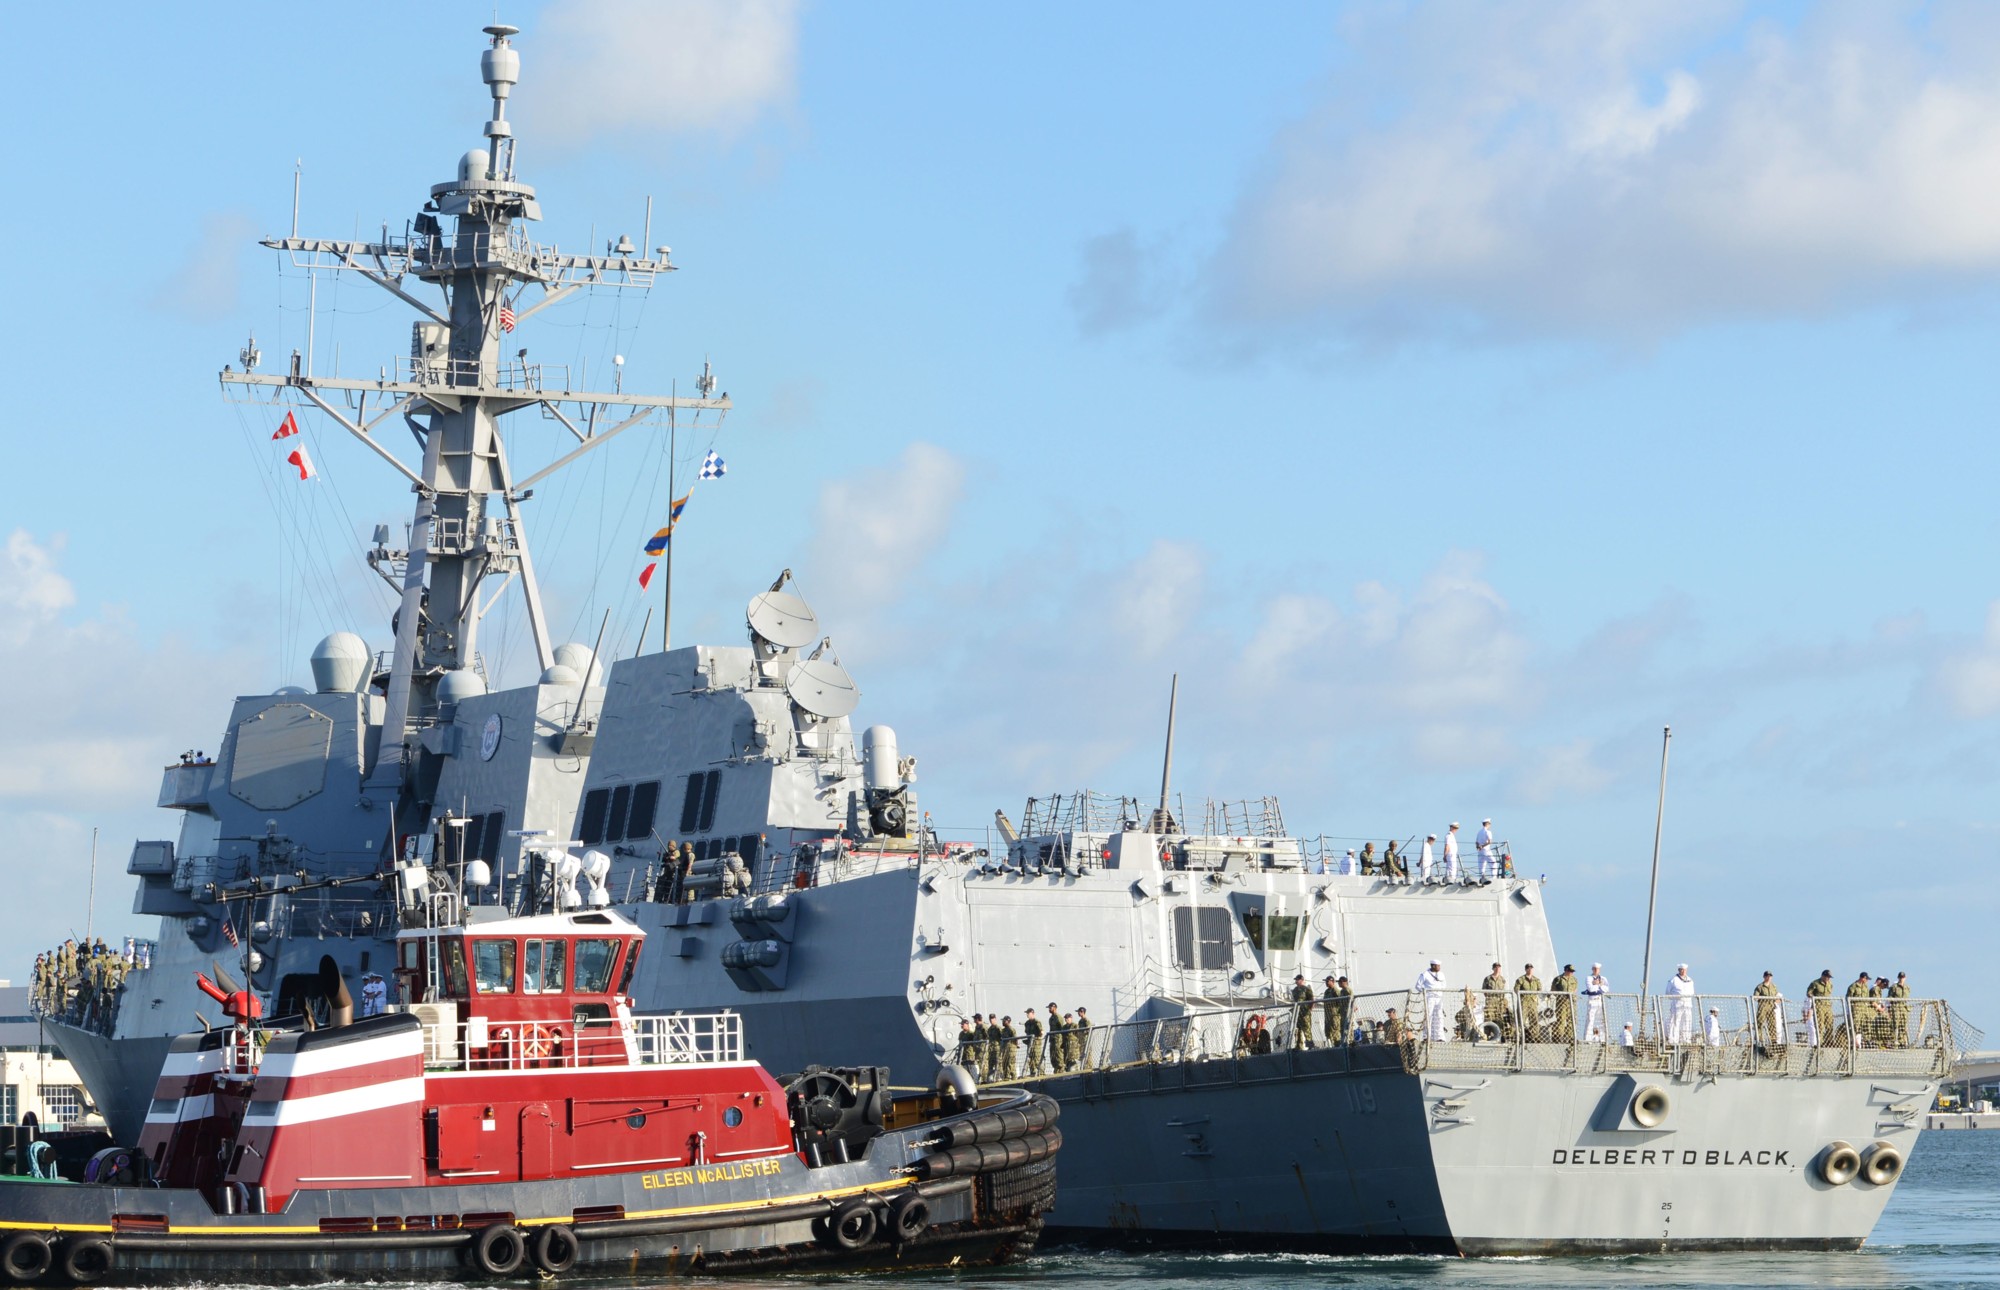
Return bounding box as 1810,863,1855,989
699,450,727,480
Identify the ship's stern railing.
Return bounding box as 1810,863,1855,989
1403,989,1956,1079
631,1010,744,1065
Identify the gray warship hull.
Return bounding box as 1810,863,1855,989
610,866,1945,1253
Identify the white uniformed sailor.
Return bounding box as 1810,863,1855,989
1582,963,1609,1042
1475,818,1496,880
1419,834,1436,883
1704,1007,1723,1046
1342,848,1357,876
1415,960,1449,1040
1667,964,1698,1044
1442,823,1461,882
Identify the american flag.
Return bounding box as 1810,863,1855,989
498,302,516,333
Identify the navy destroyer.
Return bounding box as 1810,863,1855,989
43,23,1964,1255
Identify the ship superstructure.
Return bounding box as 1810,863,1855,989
48,23,726,1142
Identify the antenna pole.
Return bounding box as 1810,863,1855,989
1156,674,1178,830
661,407,676,652
633,607,653,657
291,161,301,239
1638,725,1671,1031
84,827,99,941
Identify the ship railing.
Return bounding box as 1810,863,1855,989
1406,990,1954,1079
630,1011,744,1065
995,992,1411,1082
395,355,569,392
418,1010,743,1071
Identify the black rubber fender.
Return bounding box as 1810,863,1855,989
1,1233,51,1285
468,1224,525,1277
58,1239,112,1285
531,1224,578,1274
828,1198,877,1250
887,1192,930,1244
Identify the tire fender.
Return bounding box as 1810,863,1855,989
887,1192,930,1244
469,1224,526,1277
58,1239,113,1286
531,1224,579,1274
1,1233,52,1285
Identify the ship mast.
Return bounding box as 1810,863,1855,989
219,24,728,831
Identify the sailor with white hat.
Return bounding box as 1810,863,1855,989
1414,959,1450,1040
1342,848,1358,876
1475,818,1496,881
1442,823,1461,882
1667,963,1698,1045
1419,834,1436,884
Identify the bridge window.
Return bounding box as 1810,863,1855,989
1266,914,1301,953
616,942,641,996
627,781,660,840
573,939,618,994
579,789,610,844
607,785,632,843
472,939,517,994
524,939,568,994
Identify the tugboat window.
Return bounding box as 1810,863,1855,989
524,939,569,994
573,939,618,994
723,1106,743,1127
626,1113,647,1130
439,938,469,1000
472,939,517,994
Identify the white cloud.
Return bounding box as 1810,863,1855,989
1201,1,2000,344
1930,601,2000,718
1068,228,1178,335
531,0,798,148
151,213,258,322
801,442,966,618
0,529,75,646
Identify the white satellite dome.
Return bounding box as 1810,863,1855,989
436,669,487,706
310,632,371,694
540,664,582,687
551,642,602,686
464,859,493,889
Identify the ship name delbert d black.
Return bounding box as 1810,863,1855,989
1551,1148,1790,1167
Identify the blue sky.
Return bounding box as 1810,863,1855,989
2,2,1995,1033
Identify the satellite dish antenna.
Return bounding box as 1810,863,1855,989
786,640,860,719
747,589,819,650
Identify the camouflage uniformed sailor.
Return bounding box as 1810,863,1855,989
1752,971,1783,1049
1045,1005,1067,1071
1805,969,1835,1046
1290,974,1316,1048
994,1016,1017,1079
1073,1007,1093,1070
955,1019,978,1071
1322,974,1353,1046
1550,964,1578,1042
1021,1007,1045,1075
1887,973,1912,1047
1513,965,1544,1042
1483,962,1513,1041
969,1014,990,1079
1845,972,1873,1048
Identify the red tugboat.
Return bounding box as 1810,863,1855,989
0,904,1058,1282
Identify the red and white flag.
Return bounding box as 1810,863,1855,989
222,919,239,947
637,562,658,590
499,303,516,333
271,410,300,440
286,447,316,481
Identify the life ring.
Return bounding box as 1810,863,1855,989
822,1198,877,1250
531,1224,579,1274
58,1239,113,1285
522,1029,553,1063
1818,1140,1861,1186
1,1233,51,1284
887,1192,930,1244
469,1224,526,1277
